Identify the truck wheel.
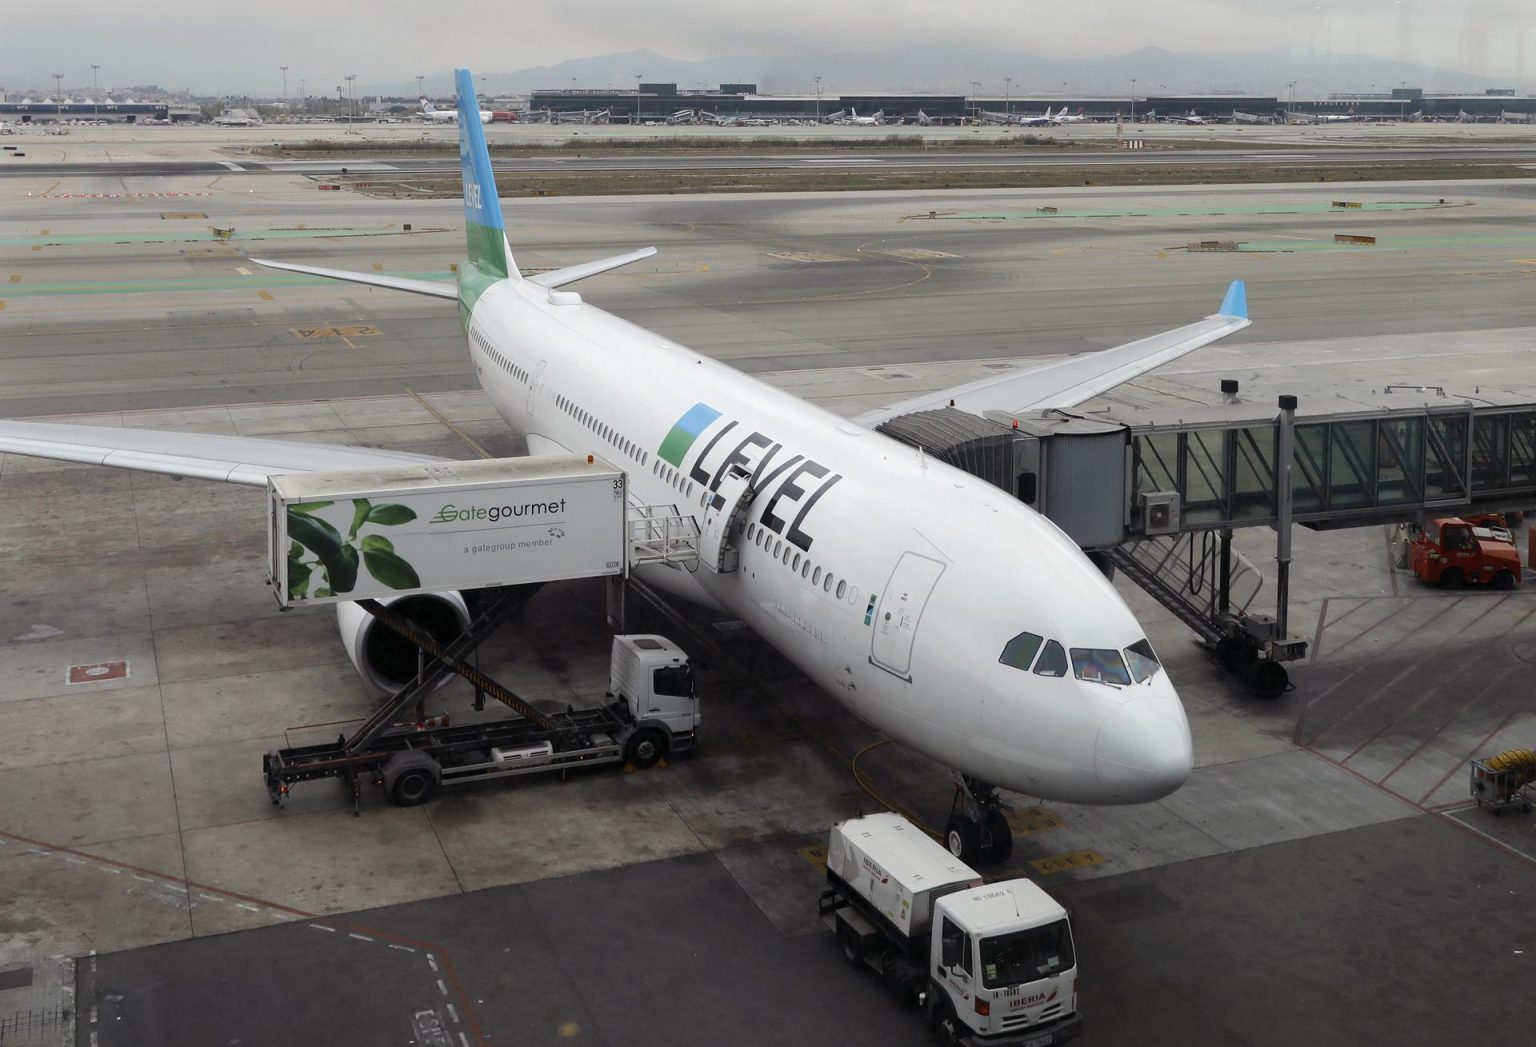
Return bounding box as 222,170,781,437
944,815,980,864
934,1008,962,1047
1439,567,1464,589
391,767,437,806
981,809,1014,865
1494,570,1516,590
625,728,668,770
1248,660,1288,700
839,925,864,968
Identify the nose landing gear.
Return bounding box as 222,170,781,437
944,774,1013,866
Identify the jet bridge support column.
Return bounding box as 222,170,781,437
1275,395,1297,641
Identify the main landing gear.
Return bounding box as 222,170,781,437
944,774,1013,867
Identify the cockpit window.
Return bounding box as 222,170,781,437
1124,639,1161,683
1032,640,1068,677
998,631,1044,672
1070,648,1132,687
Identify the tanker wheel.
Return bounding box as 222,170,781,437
1247,660,1289,700
840,925,864,968
1494,570,1517,591
1439,567,1465,589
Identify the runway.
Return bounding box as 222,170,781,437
3,159,1536,1046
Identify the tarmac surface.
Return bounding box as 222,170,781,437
1,140,1535,1046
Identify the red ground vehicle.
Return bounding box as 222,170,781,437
1410,517,1521,590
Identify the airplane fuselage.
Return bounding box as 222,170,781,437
461,277,1193,805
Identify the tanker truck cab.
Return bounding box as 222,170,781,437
608,634,699,765
931,881,1080,1046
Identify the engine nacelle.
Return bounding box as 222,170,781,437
336,592,472,695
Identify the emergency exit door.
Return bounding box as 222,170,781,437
869,552,946,680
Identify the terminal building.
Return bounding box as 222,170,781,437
525,82,1536,124
0,98,181,123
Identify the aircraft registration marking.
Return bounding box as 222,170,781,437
798,844,829,874
766,250,852,263
1006,806,1066,836
1029,849,1105,876
881,248,959,260
292,325,381,341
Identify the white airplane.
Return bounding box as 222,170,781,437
0,68,1251,864
845,108,883,126
419,97,492,125
1019,107,1059,127
1051,107,1089,124
1166,110,1208,125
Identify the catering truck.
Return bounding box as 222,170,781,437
820,813,1082,1047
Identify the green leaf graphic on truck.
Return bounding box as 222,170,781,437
286,499,421,598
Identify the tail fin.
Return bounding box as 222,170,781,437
420,98,434,113
454,68,517,282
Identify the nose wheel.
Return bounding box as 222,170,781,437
945,776,1013,866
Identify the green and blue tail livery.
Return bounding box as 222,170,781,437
454,67,516,285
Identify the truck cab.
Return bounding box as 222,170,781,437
930,881,1081,1046
609,634,700,760
1410,517,1520,590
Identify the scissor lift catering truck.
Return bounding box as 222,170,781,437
820,813,1082,1047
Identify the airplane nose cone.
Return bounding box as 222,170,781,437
1094,695,1193,802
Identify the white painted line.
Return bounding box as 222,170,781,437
65,856,87,864
131,875,153,883
388,943,416,953
801,158,881,164
459,1031,470,1047
198,893,223,903
235,903,259,912
309,923,336,933
103,867,121,874
219,161,245,172
1446,810,1536,864
89,1006,97,1025
426,954,439,972
436,978,448,996
349,932,374,942
446,1003,460,1024
89,1030,98,1047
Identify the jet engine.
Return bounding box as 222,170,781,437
335,593,471,695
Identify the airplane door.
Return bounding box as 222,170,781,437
526,359,547,414
699,468,752,573
870,553,946,680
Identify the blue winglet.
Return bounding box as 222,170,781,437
1218,279,1247,320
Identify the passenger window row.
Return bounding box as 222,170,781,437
997,631,1161,685
745,521,848,600
555,392,648,468
472,330,529,384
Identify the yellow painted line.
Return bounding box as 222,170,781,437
1154,249,1168,260
797,845,828,874
0,301,6,311
7,274,20,284
371,263,384,272
236,266,252,275
406,386,492,459
31,245,41,252
39,228,48,236
1513,258,1536,265
1005,806,1067,837
1029,849,1105,876
257,290,273,301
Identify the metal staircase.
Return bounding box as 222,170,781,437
1108,533,1263,646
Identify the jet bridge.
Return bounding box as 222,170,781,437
878,396,1536,698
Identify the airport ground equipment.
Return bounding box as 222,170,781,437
1409,517,1521,590
1470,749,1536,815
262,615,698,810
880,395,1536,699
819,813,1082,1047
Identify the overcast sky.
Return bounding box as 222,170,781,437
2,0,1533,95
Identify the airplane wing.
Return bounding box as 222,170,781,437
854,281,1249,428
529,247,657,288
0,422,445,485
250,258,459,299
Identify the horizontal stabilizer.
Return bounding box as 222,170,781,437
529,247,658,289
251,258,457,299
0,422,444,486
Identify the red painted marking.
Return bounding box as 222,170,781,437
1415,711,1516,807
67,660,128,685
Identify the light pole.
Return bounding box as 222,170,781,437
634,73,643,123
415,75,424,101
1287,79,1297,117
52,73,64,121
814,74,822,121
345,74,356,122
1130,78,1137,123
1003,76,1012,116
280,65,288,112
91,64,99,120
969,80,981,119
